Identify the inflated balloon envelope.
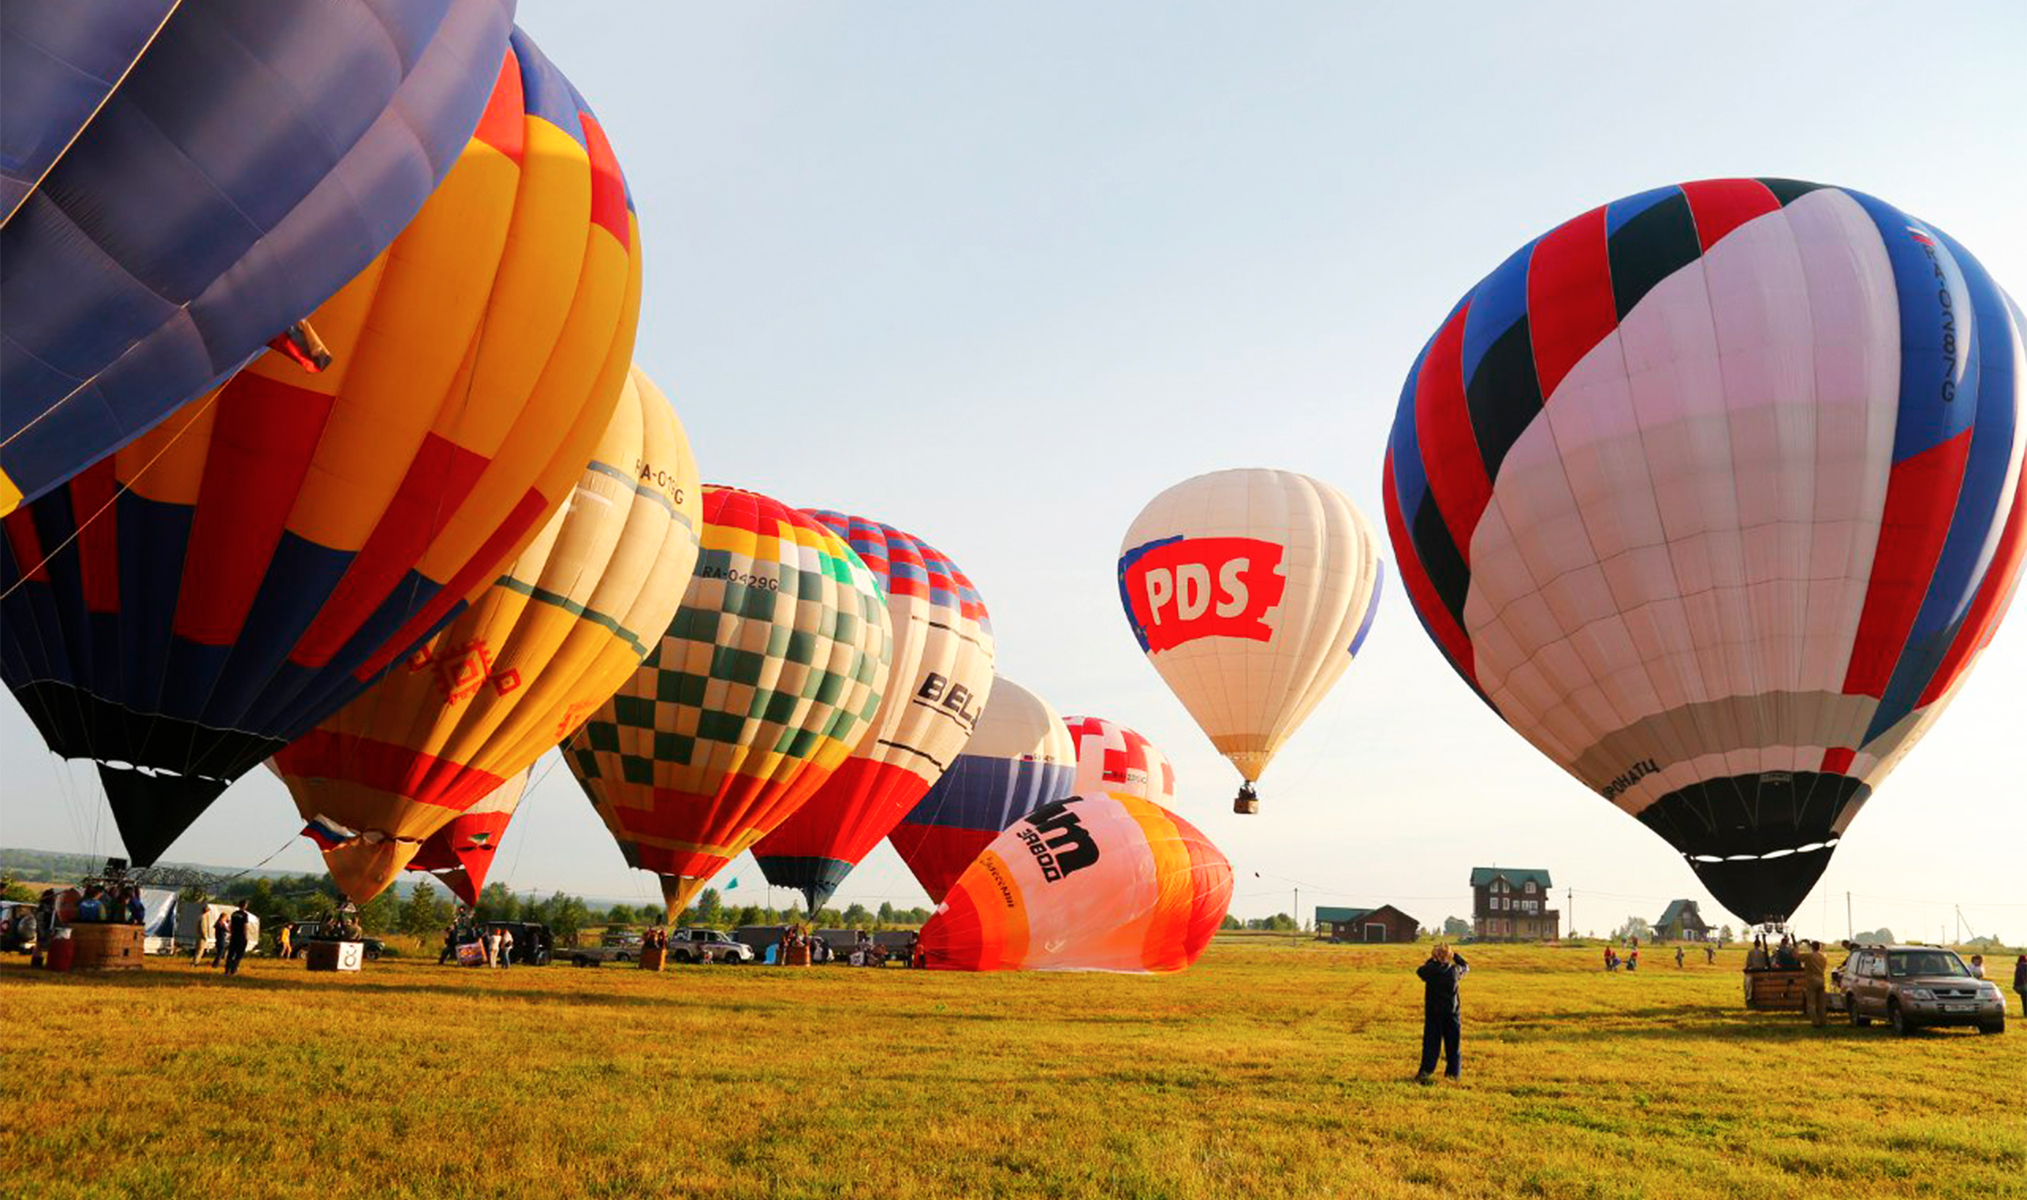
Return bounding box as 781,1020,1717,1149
566,487,895,919
1382,177,2026,925
919,793,1233,973
1118,469,1385,814
1060,716,1177,807
2,27,645,869
0,0,516,514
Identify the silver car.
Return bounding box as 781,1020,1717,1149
1840,945,2006,1035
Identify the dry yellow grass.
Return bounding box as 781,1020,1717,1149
2,936,2021,1199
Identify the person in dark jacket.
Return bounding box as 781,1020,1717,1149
2013,955,2026,1016
1415,944,1470,1083
224,901,251,975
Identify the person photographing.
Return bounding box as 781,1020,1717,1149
1415,944,1470,1084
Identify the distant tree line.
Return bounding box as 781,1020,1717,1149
1216,913,1299,932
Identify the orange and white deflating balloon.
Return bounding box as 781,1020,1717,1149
1118,470,1384,812
919,793,1233,973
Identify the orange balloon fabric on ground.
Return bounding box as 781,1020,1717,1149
920,793,1232,973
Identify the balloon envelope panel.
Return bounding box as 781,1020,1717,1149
920,793,1233,973
1119,468,1384,792
0,0,516,513
1381,178,2026,924
753,512,995,912
0,28,643,867
889,675,1076,902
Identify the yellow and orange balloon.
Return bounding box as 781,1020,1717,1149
276,369,699,901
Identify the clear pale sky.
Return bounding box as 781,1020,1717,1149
7,3,2024,940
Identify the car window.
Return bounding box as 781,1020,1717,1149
1889,951,1968,978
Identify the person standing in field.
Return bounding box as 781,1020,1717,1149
224,901,251,976
2013,955,2026,1015
497,925,514,970
1414,944,1470,1084
438,922,458,965
486,924,503,968
278,921,293,960
1705,944,1715,965
211,908,229,968
1797,940,1829,1028
1675,946,1685,969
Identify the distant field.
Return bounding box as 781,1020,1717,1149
2,936,2021,1200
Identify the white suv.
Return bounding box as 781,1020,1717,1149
671,928,753,964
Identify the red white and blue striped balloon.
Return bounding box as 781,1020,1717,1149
1382,178,2025,925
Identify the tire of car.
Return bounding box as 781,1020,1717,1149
1848,999,1869,1027
365,947,380,962
616,952,631,963
1888,1000,1914,1037
573,955,592,967
1978,1018,2005,1035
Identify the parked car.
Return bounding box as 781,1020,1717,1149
289,920,385,961
484,921,553,966
0,901,37,953
670,928,753,964
1840,944,2006,1035
566,928,643,967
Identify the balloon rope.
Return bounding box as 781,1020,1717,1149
0,386,224,602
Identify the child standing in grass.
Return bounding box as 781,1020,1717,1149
1415,944,1470,1084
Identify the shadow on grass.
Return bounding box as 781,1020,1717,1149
1488,1003,1992,1041
0,963,1184,1025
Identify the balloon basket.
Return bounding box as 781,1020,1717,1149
65,923,144,971
1233,784,1259,815
306,941,366,972
638,947,666,971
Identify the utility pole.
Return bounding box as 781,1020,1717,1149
1568,888,1575,940
1293,886,1300,946
1846,892,1853,941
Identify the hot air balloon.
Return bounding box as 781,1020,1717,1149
888,675,1076,902
1383,178,2026,925
751,513,994,912
919,793,1233,972
0,0,516,514
406,770,530,906
273,367,697,901
565,487,894,918
1060,716,1177,806
1120,469,1384,813
1,29,645,867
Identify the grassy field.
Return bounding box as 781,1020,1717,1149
2,936,2021,1200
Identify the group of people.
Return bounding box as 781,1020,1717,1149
768,926,923,968
190,901,256,976
438,911,514,967
1745,933,1804,970
1602,946,1640,971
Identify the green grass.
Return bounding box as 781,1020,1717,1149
3,937,2021,1199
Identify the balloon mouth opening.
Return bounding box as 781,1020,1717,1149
1689,838,1839,864
97,759,230,786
